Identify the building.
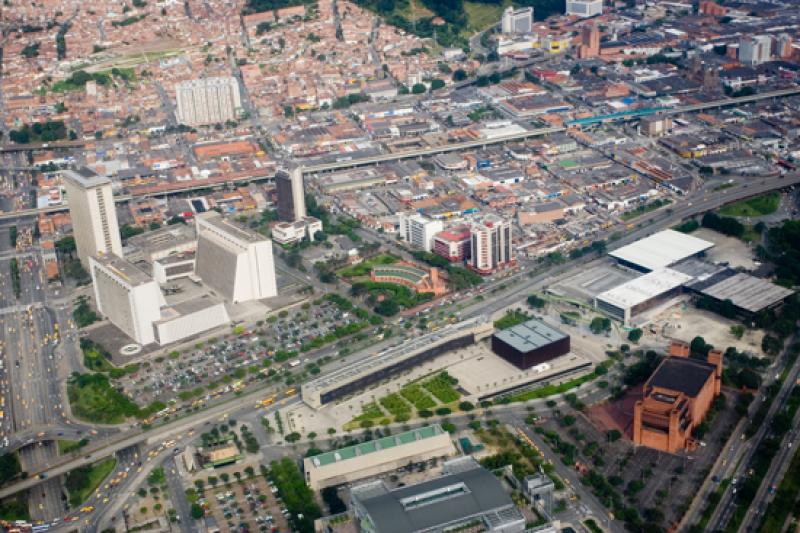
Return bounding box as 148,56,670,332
270,217,323,245
595,268,693,325
692,271,794,315
350,456,527,533
61,168,123,268
639,116,672,137
578,23,600,58
275,164,307,222
633,344,722,453
566,0,603,17
501,6,533,34
153,252,196,284
303,425,457,490
776,33,793,59
491,318,570,369
153,295,230,345
175,77,242,127
370,263,447,296
470,217,514,274
89,254,164,345
195,212,277,303
432,226,471,262
301,317,493,408
608,229,714,272
399,213,444,252
739,35,772,66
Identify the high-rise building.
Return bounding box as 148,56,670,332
470,216,514,274
175,76,241,127
398,213,444,252
739,35,772,65
275,164,307,222
89,254,164,345
776,33,793,59
61,167,123,268
195,212,277,303
578,23,600,58
566,0,603,17
501,6,533,34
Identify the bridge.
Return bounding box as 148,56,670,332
0,87,798,223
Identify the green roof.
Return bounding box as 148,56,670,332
309,425,443,468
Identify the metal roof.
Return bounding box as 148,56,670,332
308,425,444,469
493,318,568,353
596,268,693,310
61,167,111,189
700,272,794,313
609,229,714,271
351,457,523,533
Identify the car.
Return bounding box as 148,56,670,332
80,506,94,513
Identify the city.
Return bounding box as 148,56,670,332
1,0,800,532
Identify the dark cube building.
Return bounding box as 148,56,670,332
491,318,570,369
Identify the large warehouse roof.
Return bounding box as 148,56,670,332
609,230,714,271
700,272,794,313
596,268,693,310
493,319,568,354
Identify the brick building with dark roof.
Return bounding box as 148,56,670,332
633,341,722,453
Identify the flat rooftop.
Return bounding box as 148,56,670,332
308,425,445,469
302,316,489,395
61,167,110,189
493,318,567,353
649,356,716,397
127,224,197,257
609,229,714,271
92,253,153,286
352,457,522,533
197,211,267,244
596,268,693,310
700,272,794,313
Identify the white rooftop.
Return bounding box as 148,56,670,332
609,230,714,271
596,268,693,309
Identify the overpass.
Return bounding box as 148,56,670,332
0,388,301,499
0,87,798,223
0,140,86,152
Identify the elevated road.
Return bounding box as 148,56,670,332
1,88,799,222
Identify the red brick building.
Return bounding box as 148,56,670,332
633,341,722,453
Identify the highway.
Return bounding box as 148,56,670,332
705,337,800,532
1,87,799,223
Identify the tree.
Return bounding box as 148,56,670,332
374,299,399,316
313,230,327,242
452,69,467,81
690,336,712,358
430,78,446,91
458,401,474,411
589,316,612,335
607,429,622,442
0,453,22,484
527,294,546,309
762,334,782,355
190,503,205,519
730,324,745,339
285,432,301,443
627,328,643,343
411,83,426,94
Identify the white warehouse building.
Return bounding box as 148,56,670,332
595,268,693,325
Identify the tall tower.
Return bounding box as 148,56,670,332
61,167,123,268
579,23,600,58
470,216,514,274
275,164,307,222
175,76,241,126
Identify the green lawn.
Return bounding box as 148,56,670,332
718,192,780,217
400,384,437,410
68,373,164,424
337,254,400,278
506,372,599,403
379,393,412,419
65,458,117,507
757,446,800,532
354,403,384,422
494,310,531,330
423,373,461,404
463,1,507,34
58,439,88,455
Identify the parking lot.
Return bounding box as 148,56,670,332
202,470,290,533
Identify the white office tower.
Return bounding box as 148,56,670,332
398,213,444,252
89,254,165,345
470,216,514,274
501,6,534,34
175,76,242,126
61,168,123,269
566,0,603,17
275,164,307,222
195,212,277,303
739,35,772,65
